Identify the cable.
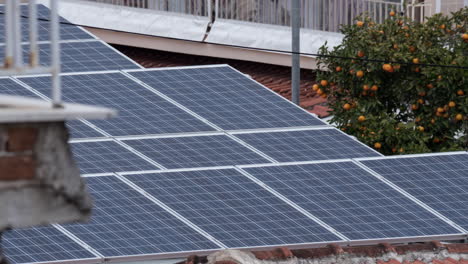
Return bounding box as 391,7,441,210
3,11,468,70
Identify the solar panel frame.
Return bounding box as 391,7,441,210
231,127,383,162
355,152,468,233
124,65,329,131
239,159,465,241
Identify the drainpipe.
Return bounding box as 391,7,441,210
291,0,300,105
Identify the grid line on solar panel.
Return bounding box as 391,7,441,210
122,134,273,169
19,72,216,136
123,168,343,248
241,161,463,240
3,226,98,264
357,153,468,232
61,175,222,257
0,77,105,139
70,140,161,174
126,65,327,130
232,128,382,162
0,41,141,73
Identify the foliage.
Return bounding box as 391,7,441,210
316,7,468,155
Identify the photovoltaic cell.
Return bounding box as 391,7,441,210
3,226,96,264
124,169,342,248
71,140,158,174
63,176,220,257
360,154,468,230
244,162,461,240
128,66,326,130
0,77,105,139
124,135,271,169
20,73,215,136
235,128,381,162
0,41,140,73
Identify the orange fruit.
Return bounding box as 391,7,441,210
411,104,419,111
397,20,404,26
382,64,394,72
374,142,382,149
357,21,364,27
356,70,364,78
336,66,342,72
358,115,366,122
418,91,426,97
379,30,385,34
312,84,319,91
443,113,449,118
433,138,440,143
393,44,399,49
321,93,327,98
426,84,434,89
320,80,329,86
418,126,425,132
389,11,396,17
457,90,465,96
413,67,421,73
417,99,424,104
437,107,445,113
371,85,378,91
361,91,368,96
448,101,456,108
463,34,468,40
439,24,446,30
392,148,397,153
405,33,410,38
357,51,365,58
363,85,370,91
437,75,443,81
412,58,420,64
343,103,352,110
431,119,436,124
399,148,404,153
455,114,463,121
316,88,324,95
349,69,355,75
409,46,416,53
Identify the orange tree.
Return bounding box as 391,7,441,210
316,7,468,155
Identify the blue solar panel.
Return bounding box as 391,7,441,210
235,128,381,162
0,41,140,73
243,162,461,240
0,16,94,42
63,176,220,257
20,73,215,136
124,169,342,248
0,77,103,138
124,135,271,169
128,66,326,130
71,140,159,174
3,226,97,264
360,154,468,231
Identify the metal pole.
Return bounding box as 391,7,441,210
4,0,14,68
50,0,62,108
291,0,300,105
29,0,39,67
12,0,23,68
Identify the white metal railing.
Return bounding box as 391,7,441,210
82,0,210,16
2,0,62,108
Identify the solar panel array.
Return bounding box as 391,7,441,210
1,4,467,264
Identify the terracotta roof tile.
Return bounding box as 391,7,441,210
113,45,330,117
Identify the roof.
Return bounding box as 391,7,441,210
113,45,331,118
176,241,468,264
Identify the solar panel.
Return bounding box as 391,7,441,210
359,153,468,231
62,176,221,257
234,128,381,162
20,72,215,136
123,169,342,248
0,16,95,42
0,41,140,73
70,140,159,174
123,135,271,169
243,162,462,240
3,226,97,264
127,66,326,130
66,120,106,139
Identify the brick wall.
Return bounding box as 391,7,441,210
0,125,38,181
